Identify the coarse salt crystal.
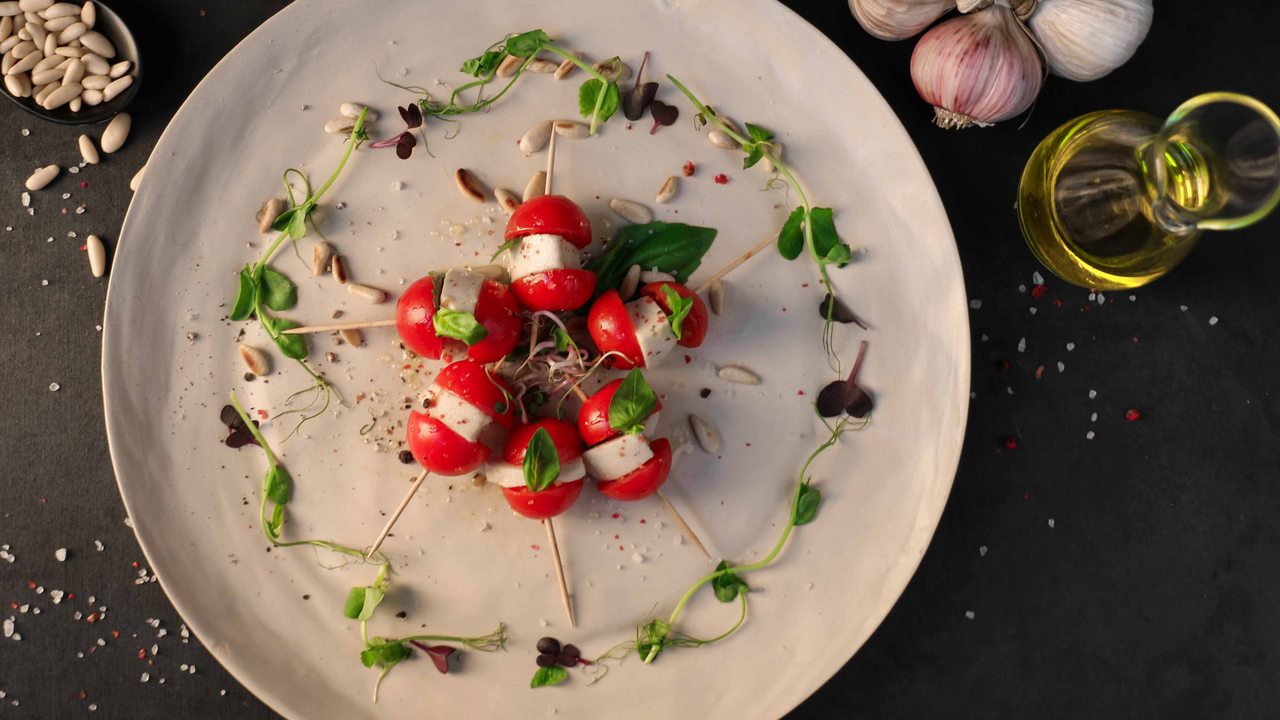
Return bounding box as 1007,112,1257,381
1129,295,1136,301
96,638,105,646
1097,293,1105,304
151,644,158,655
1066,342,1075,351
94,540,104,551
1180,305,1188,311
1057,361,1065,373
1089,292,1096,300
88,704,97,711
1048,519,1056,528
1018,284,1026,293
965,610,975,620
69,166,78,174
1032,271,1044,285
1209,316,1219,325
392,181,403,191
54,548,66,562
157,629,167,637
979,546,988,556
1091,413,1097,422
34,587,42,594
980,334,988,342
22,129,29,136
21,192,30,207
30,608,38,615
1089,390,1097,399
189,666,196,674
62,193,70,200
1017,338,1026,353
968,299,981,309
631,553,644,563
180,664,188,671
140,673,149,682
539,619,548,627
1029,307,1038,315
1086,431,1095,440
17,605,26,613
50,590,63,603
41,280,48,286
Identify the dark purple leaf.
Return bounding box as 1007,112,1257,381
399,104,423,129
649,100,678,135
395,131,416,160
816,341,872,418
225,426,260,448
818,293,867,330
220,404,242,429
624,82,659,122
410,641,455,674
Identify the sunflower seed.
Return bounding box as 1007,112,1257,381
688,414,721,453
311,241,333,276
519,120,552,154
85,233,105,277
495,53,523,78
591,58,630,83
339,102,377,120
640,269,675,284
455,168,485,202
494,188,520,214
324,117,355,135
347,283,387,304
523,171,546,202
655,175,677,204
717,365,760,385
708,130,739,149
609,198,652,224
709,279,726,316
527,59,558,73
256,197,284,234
760,141,783,173
340,328,363,347
553,50,580,80
238,345,270,376
330,254,349,284
553,120,588,138
618,264,641,301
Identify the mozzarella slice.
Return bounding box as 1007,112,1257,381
487,457,586,488
583,433,654,481
425,385,492,443
506,233,582,281
439,268,486,315
625,296,676,368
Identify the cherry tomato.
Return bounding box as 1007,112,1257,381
501,480,585,519
638,281,709,349
466,279,522,363
505,195,593,249
396,275,443,360
511,268,597,312
587,290,644,369
433,360,516,429
503,418,585,465
578,378,664,447
596,438,672,502
406,411,491,476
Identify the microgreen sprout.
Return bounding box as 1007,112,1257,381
648,100,678,134
368,104,424,159
622,51,658,122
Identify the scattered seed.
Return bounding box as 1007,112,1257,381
709,279,726,316
331,254,349,284
339,102,377,120
455,168,485,202
523,171,546,202
24,164,58,191
609,198,652,224
688,414,721,453
591,58,630,83
99,112,129,153
340,328,364,347
311,241,333,276
527,58,558,73
640,269,675,284
238,345,270,376
347,283,387,304
519,120,552,154
494,188,520,214
708,130,739,149
717,365,760,385
655,175,677,204
129,164,145,192
495,53,523,78
760,141,783,173
257,197,285,234
618,264,641,301
324,117,355,134
85,234,105,277
553,50,580,80
552,120,588,138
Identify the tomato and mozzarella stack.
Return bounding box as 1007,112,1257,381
577,378,673,501
396,269,523,364
501,195,597,312
488,419,588,519
587,281,709,370
406,360,515,476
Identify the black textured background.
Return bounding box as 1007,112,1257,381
2,1,1278,718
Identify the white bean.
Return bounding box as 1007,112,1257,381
0,16,11,41
106,59,128,78
17,0,53,11
60,56,80,83
3,70,29,96
78,134,98,164
80,86,100,104
43,2,77,18
79,50,105,74
100,111,128,152
40,80,78,108
100,72,129,101
79,0,92,28
55,19,83,43
347,283,387,304
29,65,61,84
76,28,111,58
41,14,72,30
80,72,106,89
86,234,106,277
24,163,58,191
0,3,20,17
128,164,144,191
9,37,33,56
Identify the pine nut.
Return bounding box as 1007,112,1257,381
86,234,106,277
324,117,355,134
717,365,760,385
60,55,80,83
709,279,726,316
76,29,112,57
77,134,97,164
80,0,92,28
100,111,129,153
655,175,678,204
40,80,78,108
18,0,54,12
340,328,363,347
80,73,107,89
128,164,145,191
689,414,722,453
25,163,57,190
239,345,271,376
330,254,349,284
609,198,652,224
101,73,130,101
552,120,588,138
494,188,520,214
79,50,104,74
80,87,101,105
519,120,552,154
347,283,386,304
495,53,522,78
257,197,284,234
339,102,377,120
3,71,30,96
312,241,333,276
455,168,486,203
523,171,546,202
619,264,641,301
106,59,128,78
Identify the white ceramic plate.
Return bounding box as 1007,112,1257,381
103,0,968,718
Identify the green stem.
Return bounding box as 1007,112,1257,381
542,45,612,134
229,391,275,468
311,108,367,201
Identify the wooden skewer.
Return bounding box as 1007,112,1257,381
282,318,397,335
545,517,575,627
693,234,778,294
366,467,430,559
544,125,557,195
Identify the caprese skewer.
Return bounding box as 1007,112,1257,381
587,281,708,370
396,269,523,363
406,359,516,477
499,194,597,312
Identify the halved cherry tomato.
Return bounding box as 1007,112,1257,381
505,195,593,249
501,480,585,519
396,275,442,360
511,268,596,312
407,411,491,476
638,281,709,349
466,279,522,362
596,438,672,501
503,418,585,465
587,290,644,369
578,378,664,447
397,276,523,363
433,360,516,429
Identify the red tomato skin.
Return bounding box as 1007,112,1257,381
587,290,645,369
511,269,597,312
466,279,522,363
433,360,516,429
578,378,664,447
396,276,443,360
504,195,593,249
596,438,673,501
503,418,585,465
406,411,491,476
501,480,585,519
639,281,709,349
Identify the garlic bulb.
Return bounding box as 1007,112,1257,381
910,4,1043,129
1027,0,1153,82
849,0,957,42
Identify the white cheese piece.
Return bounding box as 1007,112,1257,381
425,385,491,443
625,296,676,368
583,433,654,481
506,233,581,281
439,268,485,315
487,457,586,488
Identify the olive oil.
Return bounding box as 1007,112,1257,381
1018,110,1221,290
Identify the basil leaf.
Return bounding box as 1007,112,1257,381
260,267,297,311
505,29,550,58
264,465,292,505
711,561,749,602
809,208,847,267
433,309,490,346
271,319,309,360
776,207,805,261
608,368,657,436
461,49,503,77
490,237,521,262
745,123,774,143
530,665,568,689
578,79,620,124
343,587,367,619
358,585,385,621
230,265,257,321
792,482,821,526
742,145,764,170
522,427,560,492
552,327,572,352
661,285,693,340
586,222,717,296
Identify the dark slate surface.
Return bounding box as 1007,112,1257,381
1,1,1276,718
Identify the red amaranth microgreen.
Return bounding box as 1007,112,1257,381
648,100,678,134
622,51,658,122
368,105,424,159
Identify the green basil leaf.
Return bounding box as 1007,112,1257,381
522,427,560,492
660,285,693,340
358,585,385,621
608,368,657,436
792,482,821,526
711,560,749,603
270,207,298,233
433,308,490,346
505,29,550,58
270,319,309,360
809,207,845,266
230,265,257,321
777,207,805,261
260,267,297,311
742,145,764,170
530,665,568,689
578,79,620,124
490,237,521,261
745,123,774,143
461,49,503,77
552,327,572,353
343,587,367,619
264,465,293,505
585,222,718,296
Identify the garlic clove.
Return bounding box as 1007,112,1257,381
1027,0,1153,82
849,0,957,42
910,4,1043,129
